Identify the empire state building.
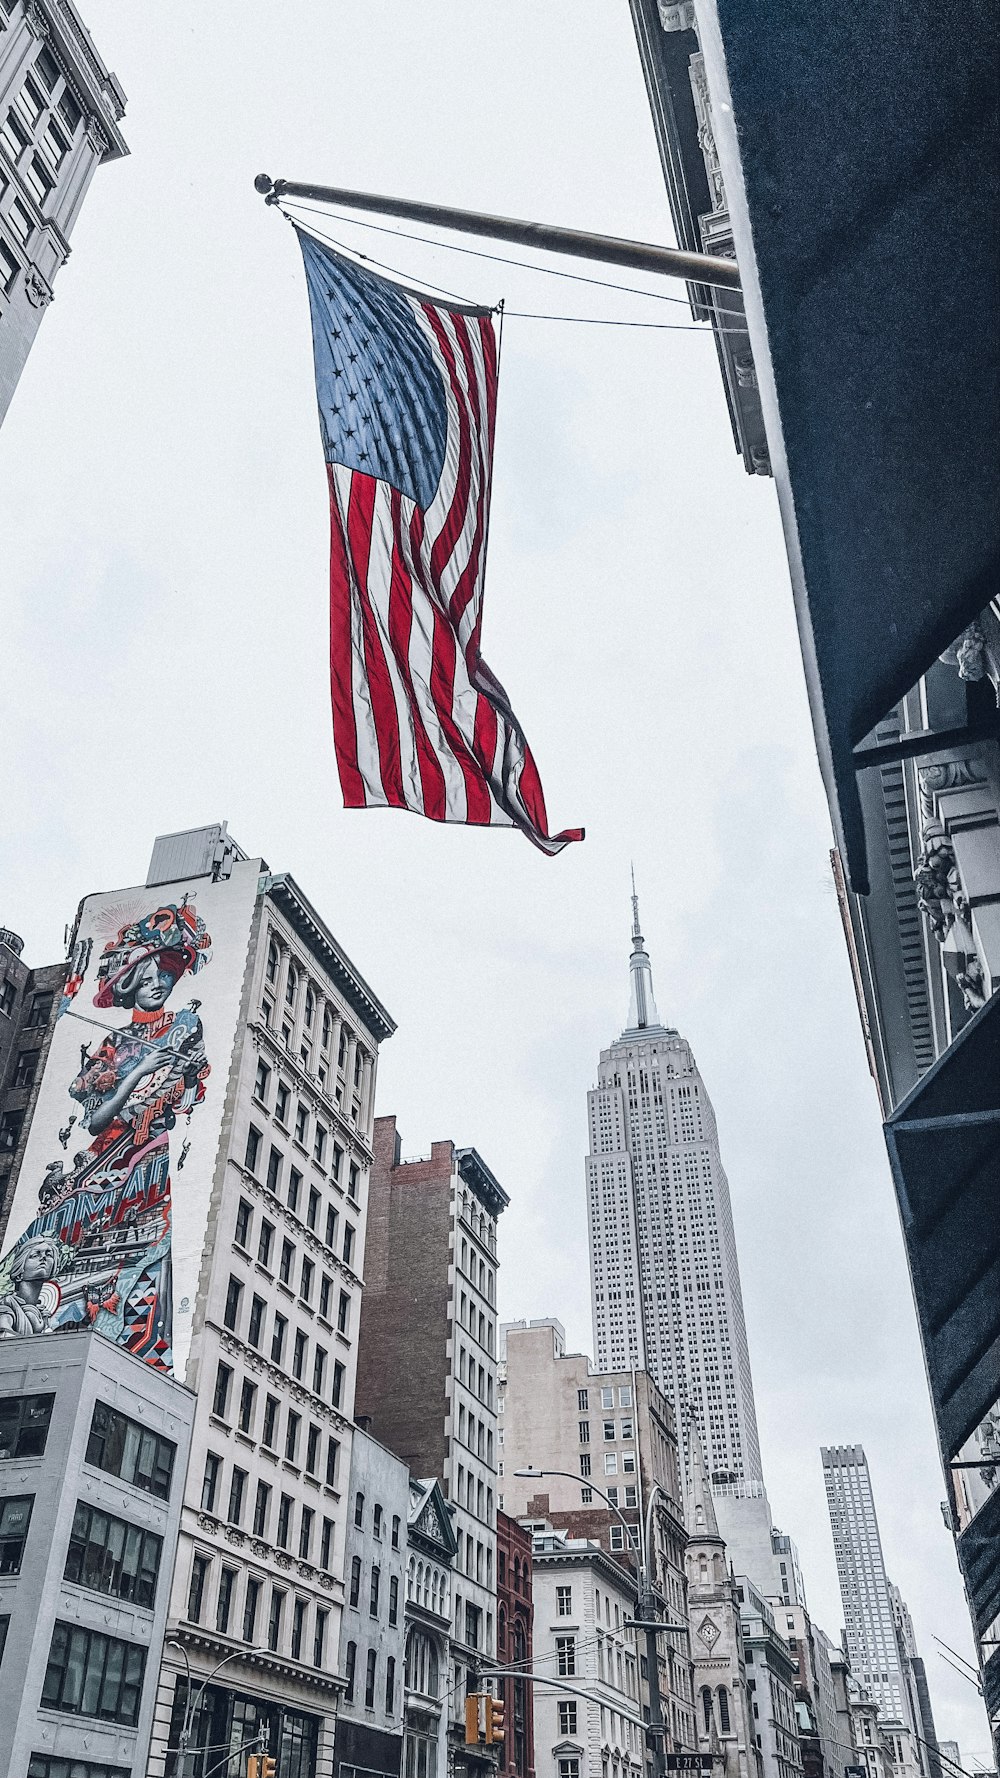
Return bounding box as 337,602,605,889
586,887,763,1489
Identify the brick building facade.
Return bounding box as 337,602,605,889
496,1511,534,1778
0,926,64,1228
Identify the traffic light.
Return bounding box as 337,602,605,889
247,1760,259,1778
261,1760,277,1778
485,1694,506,1746
465,1693,485,1744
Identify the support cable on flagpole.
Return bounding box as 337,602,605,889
277,195,748,321
281,204,752,337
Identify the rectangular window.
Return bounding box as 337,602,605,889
385,1652,396,1712
262,1395,279,1448
288,1166,301,1212
345,1639,357,1702
300,1257,314,1303
618,1385,633,1408
604,1452,618,1474
292,1328,307,1380
228,1467,247,1525
275,1080,290,1123
313,1124,326,1165
271,1314,287,1365
579,1420,590,1443
187,1552,209,1623
391,1514,400,1549
305,1423,320,1475
556,1584,572,1616
355,1490,365,1527
248,1293,266,1348
307,1187,320,1231
349,1554,361,1606
253,1481,271,1537
365,1646,377,1708
0,1392,55,1460
85,1403,175,1499
201,1453,221,1513
0,110,30,163
348,1163,359,1201
389,1573,399,1625
217,1566,236,1633
245,1125,262,1172
601,1387,614,1409
14,1049,37,1088
0,1493,33,1574
326,1436,340,1486
325,1204,338,1248
243,1575,261,1643
234,1198,252,1248
620,1416,634,1440
332,1361,345,1408
312,1346,327,1396
0,240,18,296
279,1239,294,1284
295,1104,308,1144
291,1596,307,1660
285,1412,300,1463
603,1420,616,1441
58,85,82,133
254,1059,270,1102
556,1636,576,1677
622,1452,636,1474
212,1362,233,1420
238,1379,256,1434
559,1701,578,1736
313,1604,328,1670
223,1275,243,1331
268,1587,285,1652
624,1484,638,1508
41,1621,146,1724
298,1506,314,1559
337,1291,351,1335
276,1494,292,1550
343,1223,355,1266
266,1146,282,1194
370,1564,380,1617
319,1273,333,1320
580,1452,591,1477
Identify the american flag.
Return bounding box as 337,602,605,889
296,226,583,855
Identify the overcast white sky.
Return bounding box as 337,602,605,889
0,1,989,1759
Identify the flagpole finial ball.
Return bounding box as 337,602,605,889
254,173,274,195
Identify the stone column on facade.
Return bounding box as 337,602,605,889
0,14,42,108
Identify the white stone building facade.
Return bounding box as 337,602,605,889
531,1531,644,1778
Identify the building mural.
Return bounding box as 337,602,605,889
0,863,260,1377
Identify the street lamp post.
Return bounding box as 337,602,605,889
515,1466,685,1778
165,1638,261,1777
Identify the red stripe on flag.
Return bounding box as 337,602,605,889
346,476,406,808
422,308,474,588
327,469,365,808
409,504,493,825
388,490,448,821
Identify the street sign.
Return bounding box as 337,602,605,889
666,1757,714,1771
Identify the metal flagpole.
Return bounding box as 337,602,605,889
253,175,741,291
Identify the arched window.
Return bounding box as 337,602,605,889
718,1687,731,1733
513,1557,521,1594
285,962,298,1007
322,1007,332,1048
304,986,315,1028
498,1605,507,1655
266,939,279,984
702,1687,714,1732
699,1557,708,1582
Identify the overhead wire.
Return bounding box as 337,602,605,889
279,199,752,335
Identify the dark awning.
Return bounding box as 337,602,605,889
884,991,1000,1461
699,0,1000,891
957,1485,1000,1647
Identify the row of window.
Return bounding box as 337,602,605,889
222,1275,348,1403
0,1394,176,1499
576,1386,633,1412
237,1167,356,1271
187,1550,330,1665
348,1553,400,1624
201,1436,340,1542
247,1079,359,1201
344,1639,396,1713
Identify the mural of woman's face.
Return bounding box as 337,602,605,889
19,1240,56,1282
133,956,178,1011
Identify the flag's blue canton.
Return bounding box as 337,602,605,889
299,229,448,510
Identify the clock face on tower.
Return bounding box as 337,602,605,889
698,1615,721,1649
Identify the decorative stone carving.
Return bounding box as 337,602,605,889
25,1,49,38
224,1526,246,1547
689,54,727,213
251,1539,271,1559
734,354,757,390
939,607,1000,706
86,117,109,159
658,0,697,28
24,268,52,309
274,1551,292,1571
913,770,988,1012
750,448,771,476
197,1513,220,1532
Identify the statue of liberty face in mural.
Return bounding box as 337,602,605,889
0,898,212,1372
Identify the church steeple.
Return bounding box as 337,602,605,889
685,1407,723,1542
626,869,662,1032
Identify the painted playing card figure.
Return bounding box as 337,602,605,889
0,898,212,1372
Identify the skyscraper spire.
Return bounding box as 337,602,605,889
626,871,661,1031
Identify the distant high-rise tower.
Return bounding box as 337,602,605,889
586,884,763,1490
821,1445,915,1728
